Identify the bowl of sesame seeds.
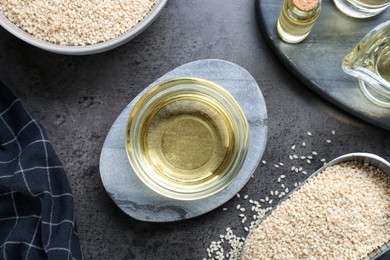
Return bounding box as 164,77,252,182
242,153,390,259
0,0,167,55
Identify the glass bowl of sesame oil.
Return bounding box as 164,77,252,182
126,77,249,200
343,21,390,107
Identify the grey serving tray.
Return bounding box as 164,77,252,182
255,0,390,130
99,59,268,222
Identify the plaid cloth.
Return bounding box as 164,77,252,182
0,82,83,260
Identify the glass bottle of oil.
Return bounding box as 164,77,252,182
277,0,322,43
343,21,390,107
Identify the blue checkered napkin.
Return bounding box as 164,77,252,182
0,82,83,260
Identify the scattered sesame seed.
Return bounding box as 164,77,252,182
275,190,279,195
260,199,265,203
236,204,241,209
277,177,281,183
291,145,296,150
307,159,311,164
302,171,307,175
281,184,285,188
244,227,249,232
307,155,313,159
307,131,312,136
326,140,332,143
279,162,284,166
274,164,279,168
320,158,326,162
312,151,318,155
237,193,241,198
293,155,299,159
301,156,306,159
302,141,306,146
261,160,267,165
239,213,245,218
265,196,269,201
223,208,227,211
244,195,249,200
271,191,274,196
285,188,289,193
240,208,245,212
289,155,293,160
269,199,273,204
291,166,296,171
332,130,336,135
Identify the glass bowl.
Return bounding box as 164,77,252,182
126,77,249,200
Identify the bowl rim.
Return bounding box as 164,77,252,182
0,0,168,55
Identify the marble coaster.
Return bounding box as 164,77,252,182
99,59,268,222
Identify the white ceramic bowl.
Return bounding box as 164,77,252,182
0,0,167,55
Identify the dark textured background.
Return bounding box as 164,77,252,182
0,0,389,259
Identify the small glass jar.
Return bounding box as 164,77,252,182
126,77,249,200
277,0,322,43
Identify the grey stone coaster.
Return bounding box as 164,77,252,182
99,59,268,222
256,0,390,131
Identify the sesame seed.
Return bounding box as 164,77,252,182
271,191,274,196
274,164,279,168
236,204,241,209
280,175,286,179
302,141,306,146
307,131,312,136
293,155,299,159
326,140,332,143
301,156,306,159
265,196,269,201
244,195,249,200
269,199,273,204
237,193,241,198
240,208,245,212
332,130,336,135
307,159,311,164
223,208,227,211
261,160,267,165
289,155,293,160
320,158,326,162
291,145,296,150
279,162,284,166
275,190,279,195
243,161,389,259
291,166,296,171
312,151,318,155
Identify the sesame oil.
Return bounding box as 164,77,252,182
142,96,235,187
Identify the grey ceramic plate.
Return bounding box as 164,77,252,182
99,59,268,222
0,0,167,55
255,0,390,131
243,152,390,259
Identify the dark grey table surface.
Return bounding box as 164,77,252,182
0,0,389,259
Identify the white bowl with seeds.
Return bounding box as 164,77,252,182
0,0,167,55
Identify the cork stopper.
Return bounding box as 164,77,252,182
293,0,319,11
